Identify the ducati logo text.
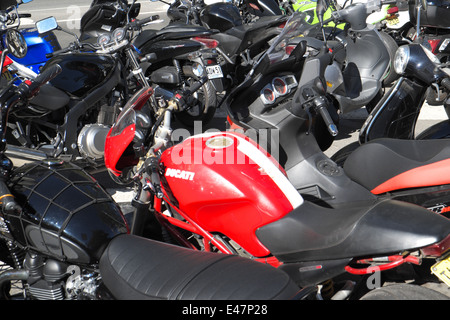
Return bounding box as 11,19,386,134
165,168,195,181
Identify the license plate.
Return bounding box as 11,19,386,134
431,255,450,287
206,65,223,79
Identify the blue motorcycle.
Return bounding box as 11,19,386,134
0,0,61,78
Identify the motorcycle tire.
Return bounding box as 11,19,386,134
379,31,399,87
175,78,217,127
359,283,449,300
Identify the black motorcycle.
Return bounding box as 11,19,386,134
3,13,163,170
0,63,302,300
81,0,223,127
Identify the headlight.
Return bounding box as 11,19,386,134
192,62,204,77
393,45,410,74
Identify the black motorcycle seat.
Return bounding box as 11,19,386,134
343,138,450,194
29,84,70,111
99,234,300,300
133,24,216,49
225,16,285,41
256,198,450,263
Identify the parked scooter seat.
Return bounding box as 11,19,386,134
256,198,450,262
225,15,285,41
343,138,450,194
99,234,300,300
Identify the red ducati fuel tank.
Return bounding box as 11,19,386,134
159,131,303,257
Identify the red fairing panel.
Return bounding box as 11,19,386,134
159,131,303,257
371,158,450,194
104,124,136,176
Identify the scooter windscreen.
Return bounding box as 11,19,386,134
105,86,153,176
247,11,312,79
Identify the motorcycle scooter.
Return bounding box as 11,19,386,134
331,42,450,166
103,13,450,299
0,62,301,300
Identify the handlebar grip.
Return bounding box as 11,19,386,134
186,76,207,96
173,76,208,111
146,157,163,199
314,96,338,137
18,64,62,100
27,64,62,94
18,13,32,18
136,15,160,27
0,162,21,215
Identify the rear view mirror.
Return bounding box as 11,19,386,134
5,29,27,59
36,17,58,34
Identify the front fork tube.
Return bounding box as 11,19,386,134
126,47,159,112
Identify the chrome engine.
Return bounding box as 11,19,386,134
77,124,111,160
23,253,100,300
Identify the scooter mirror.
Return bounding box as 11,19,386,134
36,17,58,34
5,29,27,59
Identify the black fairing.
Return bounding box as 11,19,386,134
80,1,140,39
200,3,243,32
41,53,117,98
409,0,450,29
6,160,128,264
404,44,448,85
137,39,202,64
359,77,428,143
256,199,450,262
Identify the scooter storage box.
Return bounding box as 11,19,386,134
409,0,450,29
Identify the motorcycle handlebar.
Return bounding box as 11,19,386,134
313,96,338,137
0,181,21,215
45,46,71,59
17,64,62,100
172,76,208,111
0,65,61,216
129,15,160,29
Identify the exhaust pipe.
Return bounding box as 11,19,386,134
5,145,48,161
0,269,29,298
